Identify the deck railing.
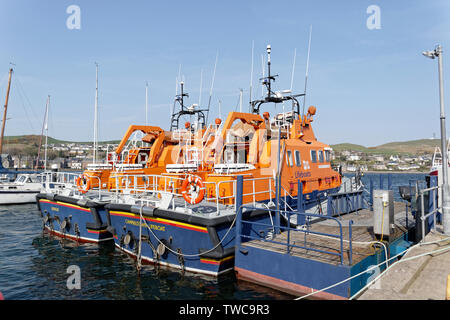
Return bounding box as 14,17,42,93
106,173,276,214
234,175,350,265
41,171,80,194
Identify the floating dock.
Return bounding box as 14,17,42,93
234,176,417,300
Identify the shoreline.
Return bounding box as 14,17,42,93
344,170,427,175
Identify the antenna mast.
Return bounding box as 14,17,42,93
93,62,99,164
0,68,13,155
249,40,254,107
250,45,304,115
206,51,218,125
302,25,312,117
290,48,297,92
145,81,149,126
198,68,203,107
239,88,243,112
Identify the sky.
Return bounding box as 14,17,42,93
0,0,449,147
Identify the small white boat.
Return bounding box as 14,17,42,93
0,173,43,204
430,142,450,176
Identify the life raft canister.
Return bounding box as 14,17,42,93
181,175,205,205
76,173,91,194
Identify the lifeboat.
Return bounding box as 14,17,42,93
156,45,342,211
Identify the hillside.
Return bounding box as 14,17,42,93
3,135,120,146
1,135,120,158
1,135,441,157
331,139,440,156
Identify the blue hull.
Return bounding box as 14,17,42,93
235,230,413,299
105,203,274,276
36,193,113,243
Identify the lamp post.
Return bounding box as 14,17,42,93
423,44,450,235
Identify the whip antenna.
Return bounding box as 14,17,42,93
206,51,218,124
249,40,254,108
290,48,297,92
302,25,312,117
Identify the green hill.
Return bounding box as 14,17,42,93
1,135,441,158
332,139,440,155
3,135,120,146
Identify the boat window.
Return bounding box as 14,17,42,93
294,150,301,167
325,150,331,162
286,150,294,167
311,150,317,163
318,150,324,163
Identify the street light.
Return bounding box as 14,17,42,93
423,44,450,235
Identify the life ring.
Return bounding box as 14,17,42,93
181,175,205,204
76,174,91,194
138,152,148,164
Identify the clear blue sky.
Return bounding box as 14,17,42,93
0,0,449,146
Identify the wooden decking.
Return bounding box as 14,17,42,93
242,201,413,266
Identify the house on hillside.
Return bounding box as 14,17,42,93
372,163,387,170
346,154,361,161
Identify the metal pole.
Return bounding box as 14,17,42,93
93,62,99,164
421,191,425,241
349,220,353,265
275,127,281,234
235,175,243,248
437,45,450,235
145,81,149,126
44,95,50,171
369,178,374,211
297,180,305,225
0,68,13,155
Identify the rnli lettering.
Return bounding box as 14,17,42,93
51,207,59,212
294,171,311,179
125,219,165,231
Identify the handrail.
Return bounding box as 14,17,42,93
107,172,276,214
238,207,346,265
419,184,440,241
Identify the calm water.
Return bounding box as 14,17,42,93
0,172,426,300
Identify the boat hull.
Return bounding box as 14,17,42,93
105,203,273,276
36,193,114,243
0,190,40,204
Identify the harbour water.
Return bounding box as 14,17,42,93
0,172,425,300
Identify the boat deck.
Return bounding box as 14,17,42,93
242,201,413,266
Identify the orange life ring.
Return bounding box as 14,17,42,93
76,174,91,194
181,175,205,205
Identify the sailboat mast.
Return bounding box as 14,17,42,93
93,62,99,164
44,95,50,170
0,68,13,154
35,95,49,169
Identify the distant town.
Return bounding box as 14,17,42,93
1,142,117,170
332,150,432,173
1,138,435,173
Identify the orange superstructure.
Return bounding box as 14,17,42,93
79,45,341,211
152,45,342,208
